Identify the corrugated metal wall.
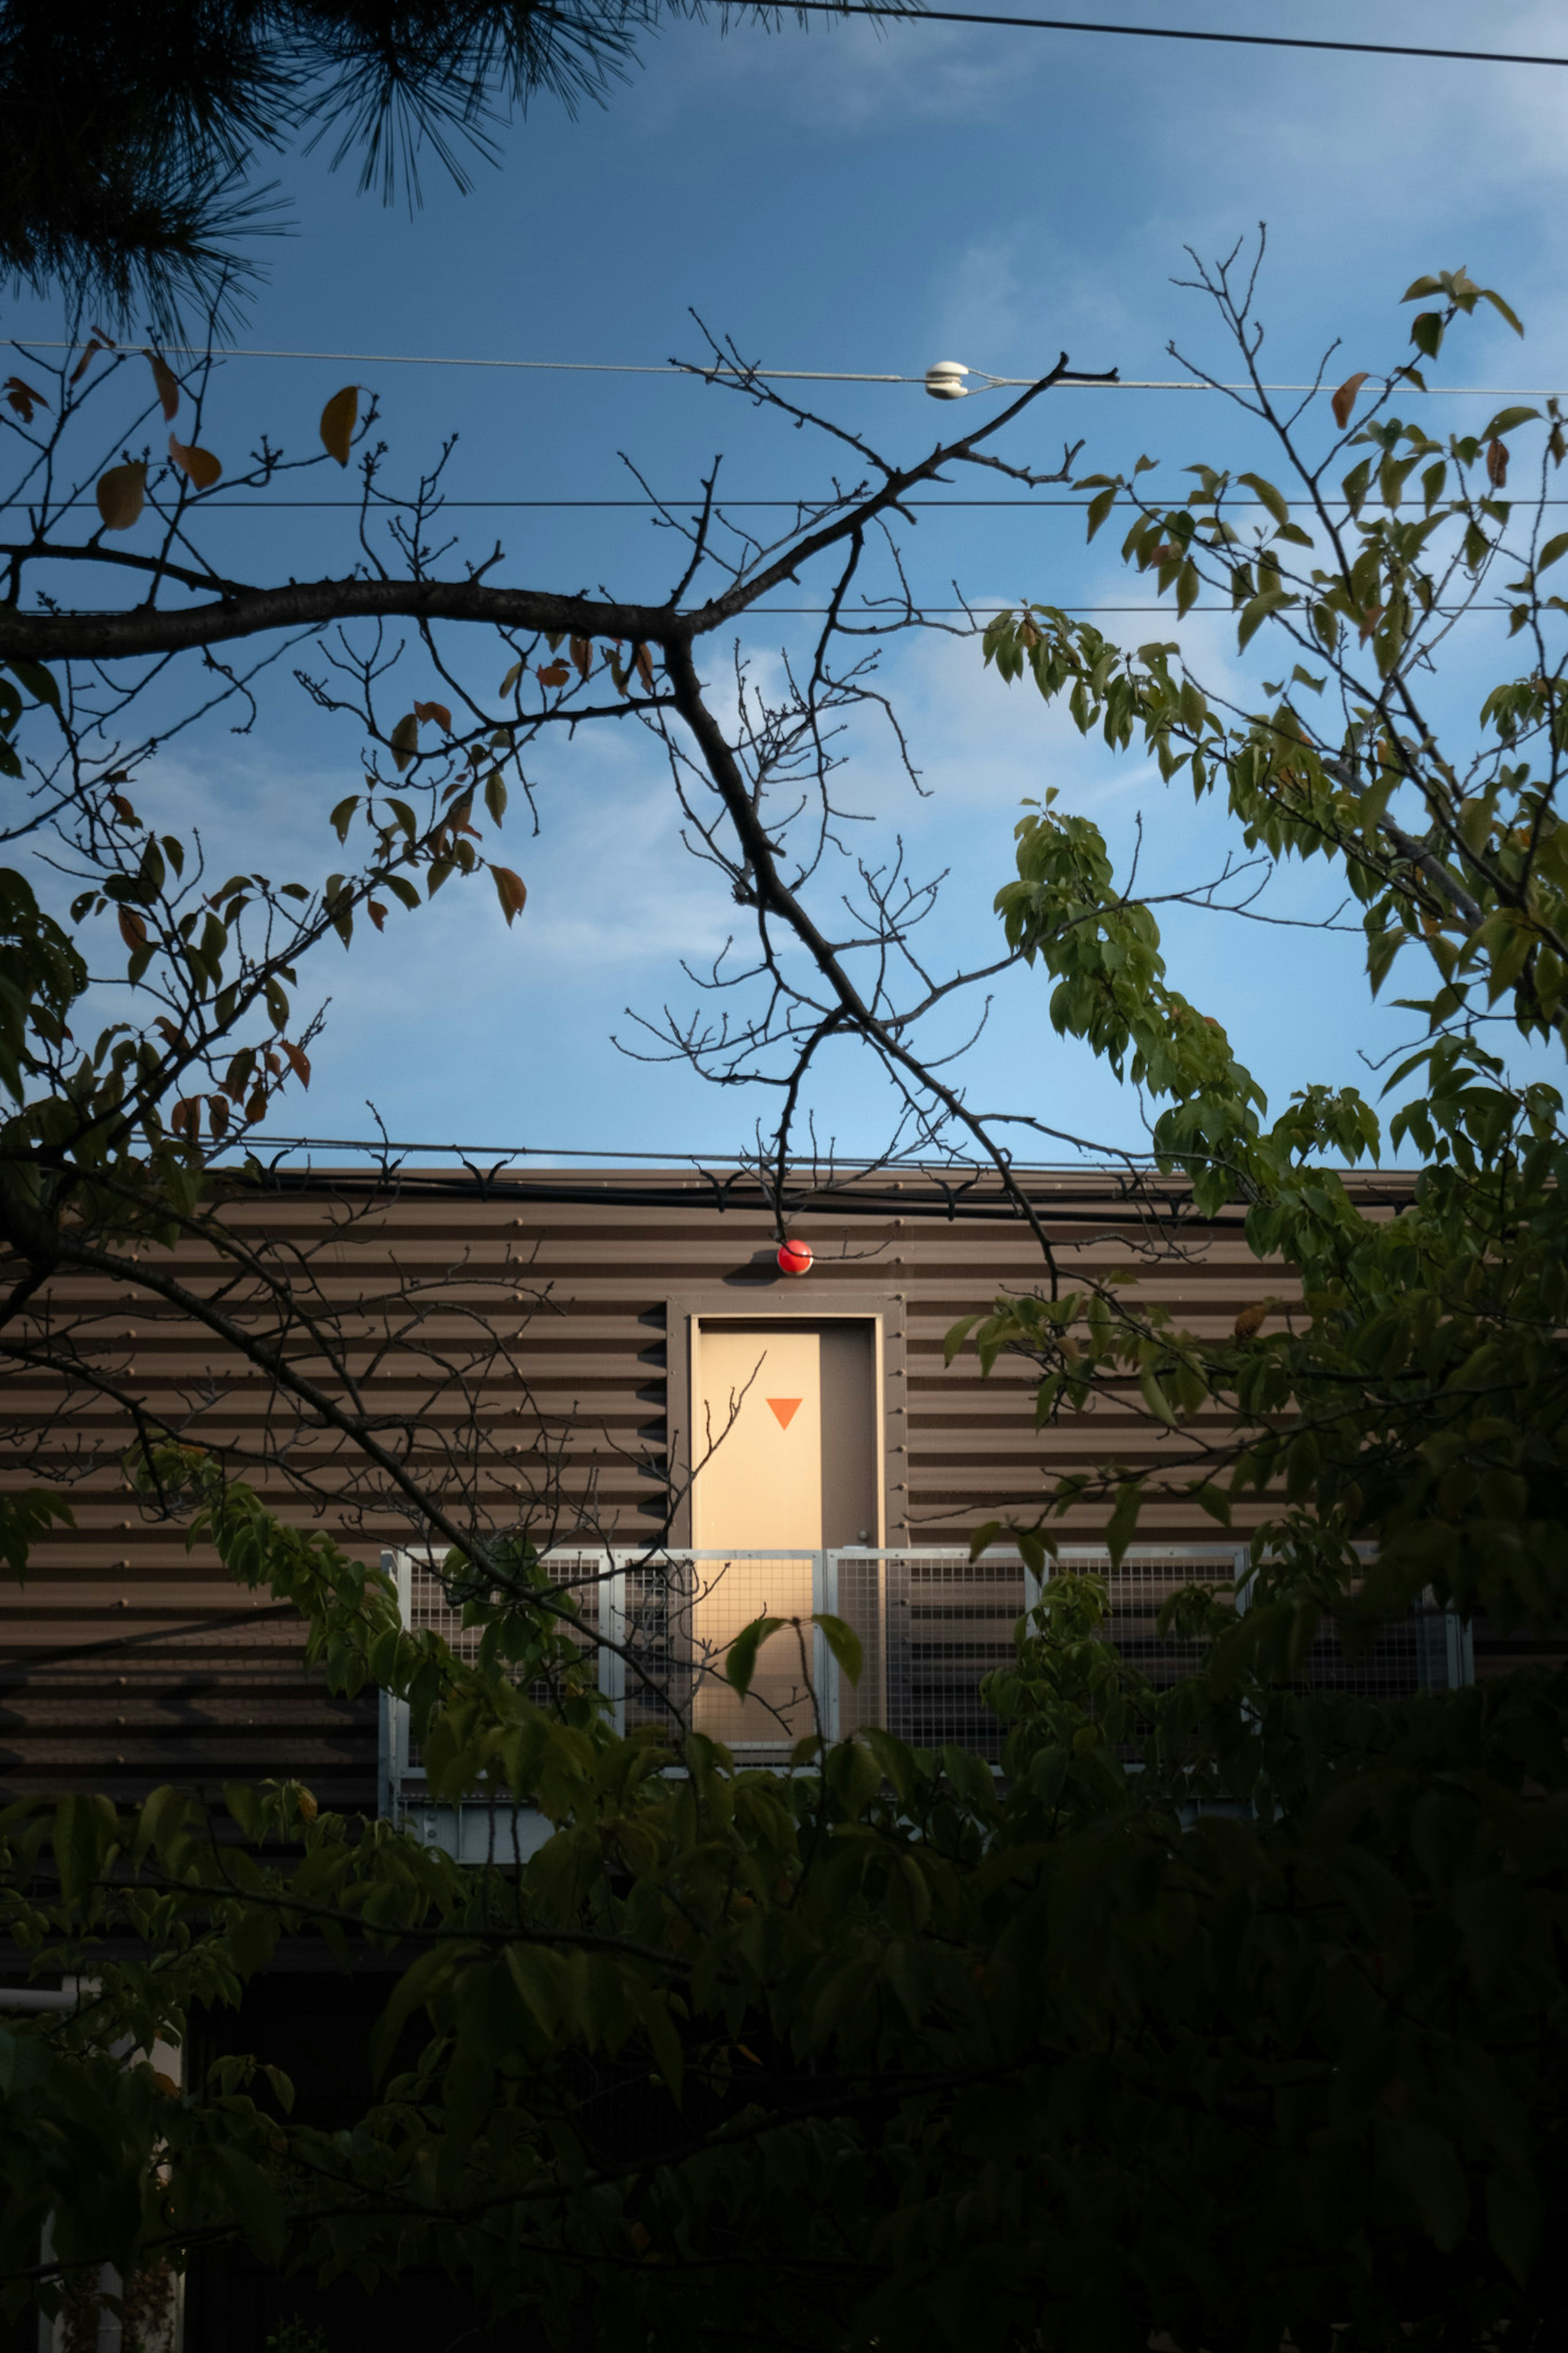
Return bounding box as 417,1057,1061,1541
0,1164,1508,1812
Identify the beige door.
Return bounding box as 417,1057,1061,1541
690,1321,878,1743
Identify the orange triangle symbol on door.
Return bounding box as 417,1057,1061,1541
767,1396,802,1430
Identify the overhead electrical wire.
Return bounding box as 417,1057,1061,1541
11,497,1568,513
781,2,1568,71
0,338,1561,401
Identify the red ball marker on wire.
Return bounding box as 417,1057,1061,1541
777,1238,813,1276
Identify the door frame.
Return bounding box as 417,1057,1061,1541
663,1287,908,1548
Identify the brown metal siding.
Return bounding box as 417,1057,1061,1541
2,1164,1492,1809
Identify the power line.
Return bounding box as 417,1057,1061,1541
11,497,1568,514
0,337,1561,399
785,0,1568,71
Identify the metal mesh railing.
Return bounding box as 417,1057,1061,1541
876,1546,1238,1762
382,1544,1472,1801
389,1548,605,1775
617,1550,822,1750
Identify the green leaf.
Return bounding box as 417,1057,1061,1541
52,1791,117,1905
224,1781,267,1841
1189,1481,1232,1528
5,658,60,712
1481,405,1539,441
1237,587,1294,651
0,2025,49,2092
0,1488,73,1579
1138,1362,1176,1428
1480,286,1525,337
725,1615,786,1698
813,1611,863,1688
942,1313,982,1366
1105,1478,1142,1569
1237,471,1289,526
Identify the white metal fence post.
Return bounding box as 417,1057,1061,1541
602,1550,627,1735
814,1549,835,1744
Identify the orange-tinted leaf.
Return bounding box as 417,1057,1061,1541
536,660,570,688
169,1097,197,1139
367,899,388,932
570,636,592,680
168,435,221,490
412,699,452,732
1487,437,1509,488
390,713,419,771
1331,371,1369,430
319,385,359,466
146,352,180,421
116,906,147,952
634,643,655,691
245,1085,267,1124
3,376,47,422
491,864,527,925
1233,1302,1269,1341
280,1041,312,1088
108,792,139,827
70,339,103,387
96,460,147,532
207,1095,229,1140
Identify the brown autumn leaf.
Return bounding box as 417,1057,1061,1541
1487,437,1509,488
151,2070,180,2099
390,712,420,771
634,643,655,691
169,1098,197,1139
145,351,180,422
570,635,593,680
70,338,104,387
491,864,528,925
107,792,139,826
116,906,147,952
536,659,570,688
3,376,47,422
96,460,147,532
245,1084,267,1124
1331,371,1369,430
295,1784,319,1823
412,699,452,731
1233,1302,1270,1341
367,899,388,932
319,384,359,466
168,435,221,490
207,1095,229,1140
280,1040,312,1088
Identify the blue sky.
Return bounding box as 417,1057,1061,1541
8,0,1568,1166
